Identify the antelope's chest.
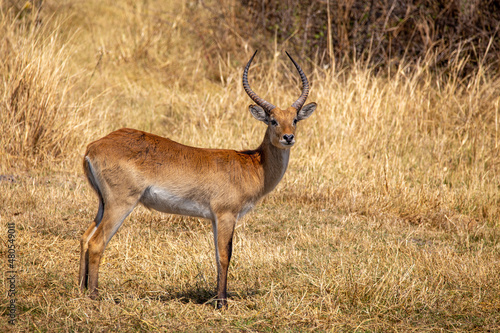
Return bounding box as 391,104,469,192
237,202,255,219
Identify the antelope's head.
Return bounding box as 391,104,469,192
243,50,316,149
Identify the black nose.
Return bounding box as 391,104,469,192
283,134,294,143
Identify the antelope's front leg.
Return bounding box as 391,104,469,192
212,212,236,309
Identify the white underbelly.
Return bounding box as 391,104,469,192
140,186,213,220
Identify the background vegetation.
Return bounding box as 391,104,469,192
1,0,499,331
243,0,500,72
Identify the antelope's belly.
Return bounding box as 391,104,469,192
140,186,213,219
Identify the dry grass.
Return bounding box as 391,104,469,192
1,0,499,331
0,13,77,168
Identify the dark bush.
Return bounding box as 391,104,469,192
241,0,500,73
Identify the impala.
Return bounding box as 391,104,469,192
79,50,316,308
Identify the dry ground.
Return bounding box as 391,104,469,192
1,1,499,331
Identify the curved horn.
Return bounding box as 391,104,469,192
286,51,309,111
243,50,276,113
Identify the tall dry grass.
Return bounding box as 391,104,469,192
0,8,89,170
1,0,499,331
307,57,500,226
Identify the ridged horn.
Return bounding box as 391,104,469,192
242,50,276,113
286,51,309,111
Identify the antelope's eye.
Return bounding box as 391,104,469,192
270,119,278,126
293,118,298,126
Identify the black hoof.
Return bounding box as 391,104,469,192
89,290,99,301
216,299,227,309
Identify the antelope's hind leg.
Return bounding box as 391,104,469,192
79,198,103,292
80,200,135,299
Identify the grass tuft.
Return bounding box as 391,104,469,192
0,10,90,169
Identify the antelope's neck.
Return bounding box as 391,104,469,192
258,128,291,195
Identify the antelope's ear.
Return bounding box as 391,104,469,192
297,102,316,121
249,105,269,124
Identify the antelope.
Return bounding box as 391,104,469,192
79,50,316,308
